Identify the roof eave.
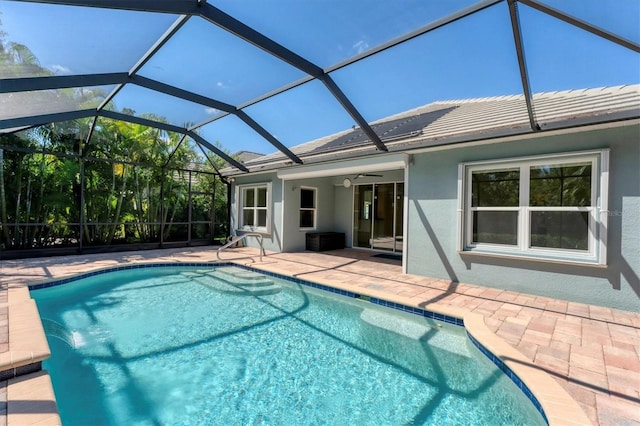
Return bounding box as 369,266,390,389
220,111,640,177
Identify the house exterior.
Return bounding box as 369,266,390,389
224,85,640,312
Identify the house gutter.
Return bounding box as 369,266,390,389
406,116,640,155
276,153,408,180
221,114,639,180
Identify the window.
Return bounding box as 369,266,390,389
299,187,316,229
458,150,608,265
238,183,270,232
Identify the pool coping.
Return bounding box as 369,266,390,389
3,286,60,425
20,260,591,426
2,286,50,379
237,261,591,426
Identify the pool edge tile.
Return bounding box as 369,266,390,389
463,312,592,426
7,370,61,426
3,300,50,373
27,260,592,426
26,262,224,291
235,262,568,425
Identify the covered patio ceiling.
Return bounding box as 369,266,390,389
0,0,638,174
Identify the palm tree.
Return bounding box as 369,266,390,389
0,14,225,249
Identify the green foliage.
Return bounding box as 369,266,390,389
0,120,228,250
529,163,591,207
0,20,229,251
471,170,520,207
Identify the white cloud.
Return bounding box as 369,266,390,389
353,40,369,55
49,64,71,74
205,107,219,115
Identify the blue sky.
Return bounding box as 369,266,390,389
1,0,638,155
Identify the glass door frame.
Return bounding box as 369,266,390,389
352,181,404,253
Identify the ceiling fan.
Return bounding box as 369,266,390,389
354,173,383,179
343,173,383,188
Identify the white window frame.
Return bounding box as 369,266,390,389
457,149,609,266
299,186,317,230
236,182,271,234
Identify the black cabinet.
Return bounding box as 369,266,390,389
305,232,345,252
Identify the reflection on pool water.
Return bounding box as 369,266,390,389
32,265,546,425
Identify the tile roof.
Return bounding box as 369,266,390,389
233,150,265,163
224,85,640,175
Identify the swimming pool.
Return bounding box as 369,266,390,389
31,264,546,425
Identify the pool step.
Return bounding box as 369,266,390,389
188,268,281,296
215,266,268,281
209,267,275,287
359,309,472,358
207,271,274,288
194,275,281,296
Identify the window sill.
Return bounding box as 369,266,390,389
458,249,607,268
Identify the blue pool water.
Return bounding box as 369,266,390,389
32,265,546,425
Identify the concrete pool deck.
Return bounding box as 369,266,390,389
0,246,638,425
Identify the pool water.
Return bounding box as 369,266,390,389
32,266,545,425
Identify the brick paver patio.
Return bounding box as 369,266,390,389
1,247,638,425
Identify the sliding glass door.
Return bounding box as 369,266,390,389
353,185,373,249
353,182,403,252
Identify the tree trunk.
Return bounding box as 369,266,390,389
107,166,127,245
163,184,184,241
31,154,47,247
83,195,92,245
162,178,173,238
14,155,24,248
0,149,10,248
22,175,32,248
145,178,151,240
134,168,144,240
